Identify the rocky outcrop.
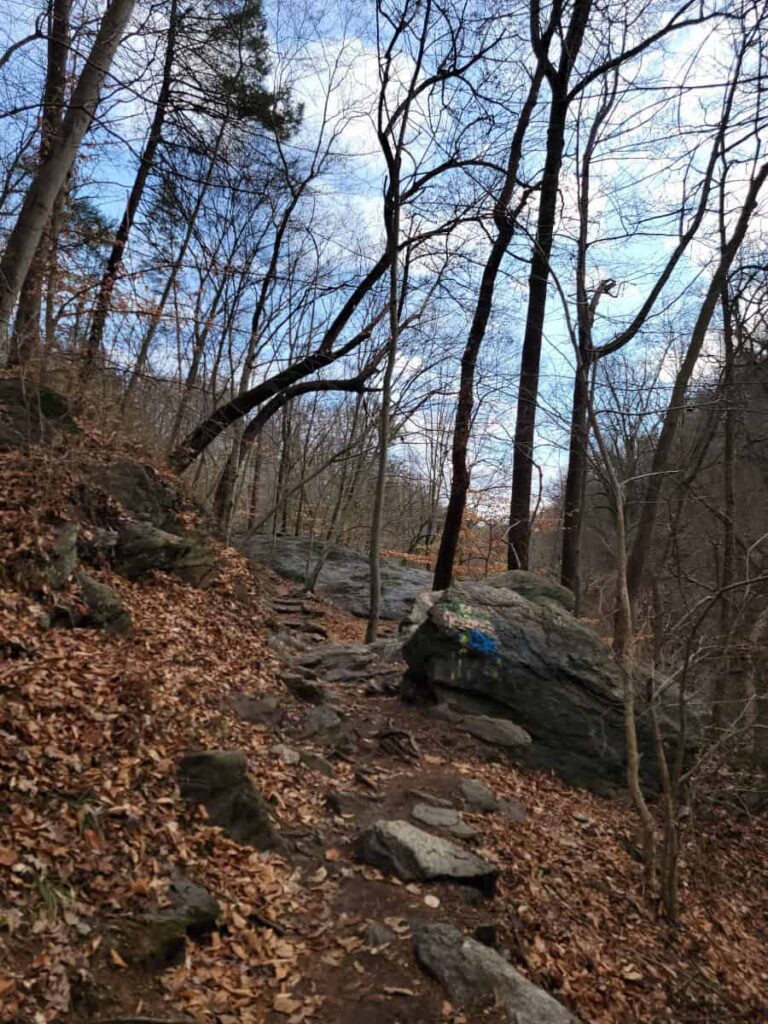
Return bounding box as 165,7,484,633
413,921,580,1023
177,750,282,850
75,570,132,633
0,379,77,451
115,520,217,586
403,581,678,793
245,535,432,619
355,819,498,894
112,877,220,968
83,459,180,530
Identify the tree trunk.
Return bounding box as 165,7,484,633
508,0,593,569
560,361,590,609
0,0,127,356
83,0,179,373
433,227,512,589
8,0,71,368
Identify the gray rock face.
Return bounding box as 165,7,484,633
76,570,132,633
84,460,179,530
413,922,580,1023
47,522,78,589
244,535,432,619
177,750,281,850
301,705,342,739
462,715,532,752
403,581,674,792
458,778,501,812
116,521,217,586
0,380,76,451
113,877,220,968
484,570,575,613
355,820,498,894
411,802,476,839
228,693,283,726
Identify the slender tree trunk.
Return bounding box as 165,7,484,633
433,228,512,589
367,142,400,642
8,0,71,369
0,0,135,351
561,362,590,608
508,0,593,569
507,97,569,569
83,0,178,374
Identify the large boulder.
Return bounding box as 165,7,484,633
244,535,432,619
484,569,575,613
413,921,580,1023
115,520,217,586
83,460,180,530
177,750,282,850
402,582,674,792
355,819,498,894
0,379,77,451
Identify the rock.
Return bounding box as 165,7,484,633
245,535,432,619
113,877,219,968
273,744,301,765
458,778,500,813
411,803,476,839
47,522,78,589
484,569,575,613
427,702,463,724
299,751,335,777
75,571,132,633
228,693,283,726
355,820,498,894
177,750,281,850
407,790,453,809
83,460,180,529
0,379,77,451
301,705,342,739
363,920,395,947
281,673,327,705
501,797,527,824
462,715,532,753
413,921,580,1023
115,520,217,586
164,877,220,934
403,581,678,792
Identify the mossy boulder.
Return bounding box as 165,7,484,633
115,521,217,586
76,571,131,633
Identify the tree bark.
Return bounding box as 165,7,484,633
8,0,71,369
0,0,136,349
83,0,179,372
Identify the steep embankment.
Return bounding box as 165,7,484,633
1,381,767,1024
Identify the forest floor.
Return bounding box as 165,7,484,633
1,424,767,1024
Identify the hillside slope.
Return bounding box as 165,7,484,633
1,384,766,1024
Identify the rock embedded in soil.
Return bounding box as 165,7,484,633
273,744,301,765
355,820,498,894
177,749,282,850
301,705,342,739
83,459,180,530
462,715,532,752
75,570,132,633
113,877,219,968
115,520,217,587
281,672,327,705
0,379,77,451
413,921,581,1023
458,778,500,812
228,693,283,726
363,920,395,947
410,802,476,839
